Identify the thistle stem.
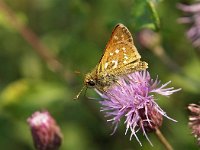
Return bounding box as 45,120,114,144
155,128,173,150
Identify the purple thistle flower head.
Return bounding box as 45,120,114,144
97,70,181,146
27,111,62,150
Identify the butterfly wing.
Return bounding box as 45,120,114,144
97,24,142,74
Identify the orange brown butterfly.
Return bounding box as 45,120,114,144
74,23,148,99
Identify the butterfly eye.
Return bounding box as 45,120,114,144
87,80,95,87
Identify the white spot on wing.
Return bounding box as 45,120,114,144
124,53,128,59
110,52,113,56
112,60,118,69
114,36,118,40
124,55,128,59
121,35,124,40
104,62,109,69
123,60,127,64
115,49,119,54
122,47,126,52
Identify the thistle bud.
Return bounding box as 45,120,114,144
27,111,62,150
139,105,163,132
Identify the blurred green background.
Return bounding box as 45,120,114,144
0,0,199,149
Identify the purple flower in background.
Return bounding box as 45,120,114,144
27,111,62,150
97,71,180,145
188,103,200,146
177,2,200,48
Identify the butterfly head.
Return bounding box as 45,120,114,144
84,73,96,88
74,71,97,100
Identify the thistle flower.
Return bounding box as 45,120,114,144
97,71,180,146
177,2,200,48
188,103,200,145
27,111,62,150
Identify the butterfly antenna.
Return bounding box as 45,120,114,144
73,85,86,100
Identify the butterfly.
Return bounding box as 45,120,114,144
74,23,148,99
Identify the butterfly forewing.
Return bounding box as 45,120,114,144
97,24,142,74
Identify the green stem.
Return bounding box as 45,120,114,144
146,0,160,31
155,128,173,150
